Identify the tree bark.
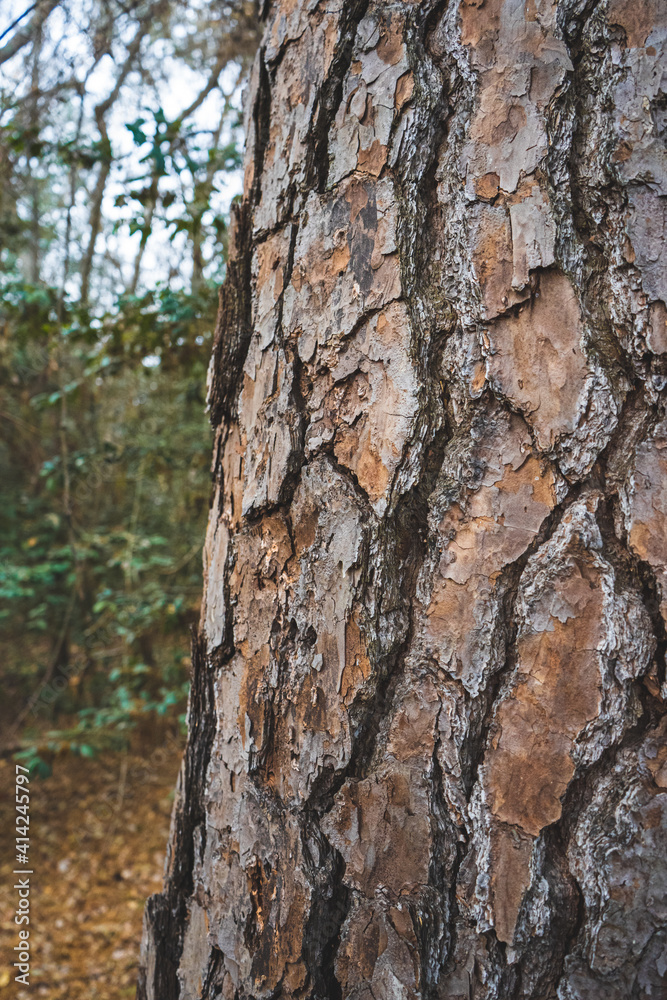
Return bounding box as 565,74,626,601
138,2,667,998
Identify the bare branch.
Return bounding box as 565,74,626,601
0,0,60,68
79,11,156,305
0,3,38,45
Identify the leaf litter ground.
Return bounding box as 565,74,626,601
0,728,183,998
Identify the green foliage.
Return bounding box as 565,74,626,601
0,0,259,772
0,270,217,766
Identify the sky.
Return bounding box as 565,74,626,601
0,0,245,306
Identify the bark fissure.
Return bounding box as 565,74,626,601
305,0,372,194
137,630,218,1000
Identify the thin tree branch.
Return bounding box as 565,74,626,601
0,3,38,45
79,12,155,305
0,0,60,67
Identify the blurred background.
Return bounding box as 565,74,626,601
0,1,259,994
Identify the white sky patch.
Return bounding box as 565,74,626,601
0,0,245,308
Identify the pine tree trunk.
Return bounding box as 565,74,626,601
138,2,667,997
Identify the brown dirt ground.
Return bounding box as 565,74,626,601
0,726,183,999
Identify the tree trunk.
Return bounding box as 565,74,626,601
138,2,667,998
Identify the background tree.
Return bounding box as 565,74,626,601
0,0,259,769
139,1,667,998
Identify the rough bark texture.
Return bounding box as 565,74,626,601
138,1,667,997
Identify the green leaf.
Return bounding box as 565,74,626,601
126,119,148,146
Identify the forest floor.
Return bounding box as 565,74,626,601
0,724,183,998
